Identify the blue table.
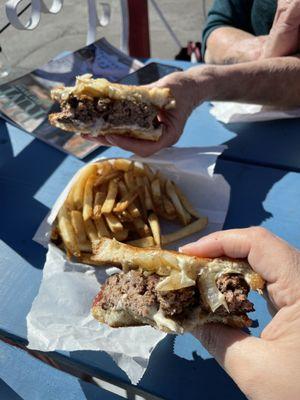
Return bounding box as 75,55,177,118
1,60,300,400
0,340,121,400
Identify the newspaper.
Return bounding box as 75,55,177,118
0,38,143,159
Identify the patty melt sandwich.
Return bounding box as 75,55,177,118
91,239,264,334
49,74,175,141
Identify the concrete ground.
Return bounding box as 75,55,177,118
0,0,213,81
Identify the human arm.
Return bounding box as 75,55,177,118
188,55,300,107
180,227,300,400
89,55,300,156
202,0,266,64
205,27,267,64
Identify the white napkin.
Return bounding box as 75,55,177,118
210,101,300,123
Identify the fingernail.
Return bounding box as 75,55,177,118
179,242,197,252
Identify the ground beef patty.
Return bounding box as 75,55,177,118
95,270,197,320
56,95,160,129
215,273,254,315
95,271,254,321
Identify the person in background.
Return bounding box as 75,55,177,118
181,227,300,400
86,0,300,157
203,0,300,64
202,0,277,64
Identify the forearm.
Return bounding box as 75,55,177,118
187,56,300,107
205,27,256,64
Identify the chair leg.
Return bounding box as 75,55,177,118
126,0,151,58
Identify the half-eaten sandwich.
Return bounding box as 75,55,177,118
91,239,265,334
49,74,175,141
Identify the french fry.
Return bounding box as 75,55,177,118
97,160,113,176
133,161,155,180
117,210,132,222
151,178,162,208
113,189,139,213
157,170,167,187
73,164,98,210
56,158,209,257
143,163,155,181
114,229,129,241
94,171,120,187
118,180,127,196
124,171,135,191
174,185,203,219
133,161,145,176
78,241,92,253
93,190,107,218
133,218,151,237
101,179,118,214
71,210,88,244
148,213,161,247
94,216,112,238
111,158,133,171
83,174,96,221
58,205,81,257
134,176,147,218
65,186,75,210
161,217,208,245
104,213,124,233
84,218,99,242
144,179,154,210
127,236,156,247
165,180,191,225
163,196,176,216
118,180,140,218
129,202,142,219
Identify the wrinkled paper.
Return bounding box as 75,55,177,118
27,146,230,384
210,101,300,123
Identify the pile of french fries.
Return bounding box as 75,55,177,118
52,158,208,260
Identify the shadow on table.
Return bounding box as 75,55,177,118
142,335,246,400
0,122,13,169
0,379,23,400
215,158,287,228
0,130,108,269
0,137,66,269
73,336,245,400
221,118,300,172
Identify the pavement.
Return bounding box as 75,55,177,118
0,0,212,82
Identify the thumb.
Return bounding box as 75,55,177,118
193,324,267,387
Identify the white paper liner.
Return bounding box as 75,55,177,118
27,146,230,384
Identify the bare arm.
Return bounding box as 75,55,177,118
205,27,267,65
84,56,300,156
188,55,300,107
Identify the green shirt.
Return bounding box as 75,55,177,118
202,0,277,58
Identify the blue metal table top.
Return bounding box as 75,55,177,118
0,340,121,400
1,59,300,400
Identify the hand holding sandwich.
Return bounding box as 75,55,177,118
182,227,300,400
83,71,199,157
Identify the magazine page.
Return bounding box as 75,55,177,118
0,38,143,159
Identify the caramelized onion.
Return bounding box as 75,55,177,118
198,258,255,313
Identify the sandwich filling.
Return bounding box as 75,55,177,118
54,95,160,130
93,270,254,324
